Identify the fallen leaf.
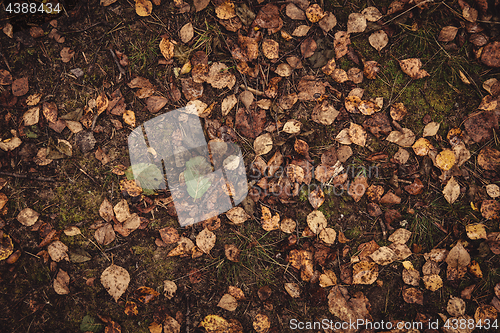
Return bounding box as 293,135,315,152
362,6,382,21
179,22,194,43
196,228,216,254
224,244,240,262
402,265,420,286
446,242,470,280
159,38,175,61
466,223,487,240
23,107,40,126
254,4,282,34
436,149,456,171
308,187,325,209
101,264,130,302
398,58,429,79
481,41,500,67
447,297,466,317
225,207,250,225
60,47,75,63
334,31,351,59
48,240,69,262
280,218,296,234
319,12,337,32
347,13,367,33
369,30,388,51
463,111,498,143
114,199,131,222
463,6,478,23
12,77,29,97
403,287,423,305
486,184,500,198
438,26,459,42
386,128,415,147
412,137,433,156
443,176,460,204
352,261,378,285
286,3,305,20
253,313,270,333
474,305,498,323
0,232,14,261
254,133,273,156
94,223,116,246
348,176,368,202
124,301,138,316
163,280,177,299
328,286,372,333
481,200,500,220
146,96,168,113
283,119,302,134
261,206,279,231
53,269,70,295
389,228,412,244
405,178,424,195
369,246,398,265
135,0,152,16
307,210,327,234
319,228,337,245
390,102,407,121
478,147,500,170
348,122,366,146
284,283,301,298
17,207,39,226
301,37,317,58
0,69,13,85
422,274,443,291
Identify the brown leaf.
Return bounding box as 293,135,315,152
319,12,337,32
265,76,281,98
446,242,470,280
261,206,279,231
146,96,168,113
262,39,279,60
405,178,424,195
60,47,75,63
180,78,203,101
348,176,368,202
352,261,378,285
101,264,130,302
481,41,500,67
193,0,209,11
464,111,498,143
235,106,266,139
135,0,152,16
12,77,29,97
363,112,392,138
438,26,459,42
253,4,282,34
225,244,240,262
53,269,70,295
94,223,116,245
481,200,500,220
390,102,407,121
328,286,372,333
347,13,367,33
380,192,401,205
478,147,500,171
135,286,159,304
334,31,351,59
159,227,180,244
301,37,317,58
0,69,13,85
286,3,306,20
294,139,310,159
364,60,380,79
348,122,366,146
398,58,430,79
308,187,325,209
403,287,423,305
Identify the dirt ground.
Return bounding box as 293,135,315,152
0,0,500,332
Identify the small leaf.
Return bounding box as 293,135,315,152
184,157,212,199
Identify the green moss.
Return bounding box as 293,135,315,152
345,226,362,239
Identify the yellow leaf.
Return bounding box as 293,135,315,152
435,149,456,171
123,110,136,127
135,0,152,16
412,137,433,156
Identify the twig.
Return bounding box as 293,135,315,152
382,0,435,26
0,172,56,182
109,49,126,80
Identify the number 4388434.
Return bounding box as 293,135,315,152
5,2,61,14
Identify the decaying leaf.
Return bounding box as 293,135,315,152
436,149,456,171
196,228,216,254
386,128,415,147
307,210,327,234
347,13,367,34
226,207,250,225
422,274,443,291
135,0,153,16
352,261,378,285
253,313,270,333
446,242,470,280
305,4,325,23
217,293,238,312
348,175,368,202
328,286,372,333
438,26,459,42
369,30,388,51
284,283,301,298
398,58,430,79
403,287,423,305
443,177,460,204
254,133,273,156
53,269,70,295
48,240,69,262
101,264,130,302
17,207,39,226
481,200,500,220
261,206,279,231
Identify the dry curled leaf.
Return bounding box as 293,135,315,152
398,58,429,79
